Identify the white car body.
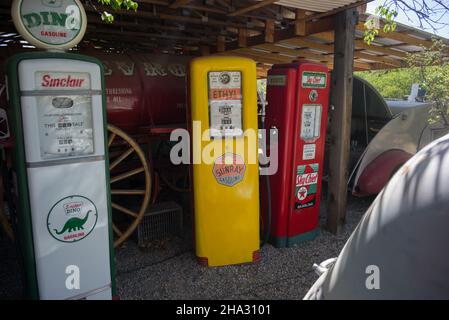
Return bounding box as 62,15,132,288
305,133,449,299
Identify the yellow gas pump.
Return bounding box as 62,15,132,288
189,56,260,267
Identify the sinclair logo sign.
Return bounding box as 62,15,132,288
11,0,87,50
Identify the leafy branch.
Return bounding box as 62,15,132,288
87,0,139,24
364,6,397,45
363,0,449,45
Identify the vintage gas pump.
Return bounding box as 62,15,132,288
265,61,330,247
189,56,260,267
6,0,115,299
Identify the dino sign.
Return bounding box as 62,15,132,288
47,195,98,242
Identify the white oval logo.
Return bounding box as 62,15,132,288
47,195,98,243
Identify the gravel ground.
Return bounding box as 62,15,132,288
0,191,373,300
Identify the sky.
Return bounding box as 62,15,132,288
366,0,449,38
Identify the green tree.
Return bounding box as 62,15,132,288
406,39,449,125
356,68,419,99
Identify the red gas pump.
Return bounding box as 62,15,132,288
264,61,330,247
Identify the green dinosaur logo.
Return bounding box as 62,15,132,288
47,196,98,243
53,210,91,235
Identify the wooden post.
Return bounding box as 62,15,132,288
326,8,358,234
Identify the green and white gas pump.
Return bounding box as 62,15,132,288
6,0,115,300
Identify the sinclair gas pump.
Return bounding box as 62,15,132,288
265,61,330,247
189,56,260,267
7,0,114,299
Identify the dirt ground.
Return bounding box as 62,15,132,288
0,190,374,300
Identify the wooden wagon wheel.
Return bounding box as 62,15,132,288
108,124,151,248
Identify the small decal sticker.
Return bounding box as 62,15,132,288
295,163,319,209
213,153,246,187
301,71,327,88
303,144,316,160
267,74,286,86
309,89,318,102
47,195,98,243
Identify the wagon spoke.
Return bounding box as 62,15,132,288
112,223,123,236
111,189,146,195
108,124,152,248
110,167,144,183
108,132,116,147
112,202,139,218
110,147,134,171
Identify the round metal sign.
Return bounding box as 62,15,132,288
11,0,87,50
47,195,98,243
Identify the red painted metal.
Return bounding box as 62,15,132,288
86,50,145,134
261,67,297,245
84,50,192,133
132,53,190,127
264,61,330,247
353,149,412,197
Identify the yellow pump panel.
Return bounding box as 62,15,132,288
189,56,260,267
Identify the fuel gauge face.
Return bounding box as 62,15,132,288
52,97,73,109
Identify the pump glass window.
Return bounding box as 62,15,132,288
208,71,243,138
37,94,94,159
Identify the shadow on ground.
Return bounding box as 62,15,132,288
0,191,373,300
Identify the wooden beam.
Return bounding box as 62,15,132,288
305,16,335,35
215,49,287,65
83,5,265,31
265,19,275,43
280,37,333,53
354,39,408,58
238,28,247,47
280,37,402,67
295,9,306,36
311,32,409,58
227,45,373,70
327,8,358,234
181,5,227,14
354,51,403,67
228,0,278,17
215,0,233,11
169,0,193,9
355,23,433,48
88,28,209,43
254,43,310,56
200,45,210,56
217,35,226,52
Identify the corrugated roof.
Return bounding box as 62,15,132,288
273,0,361,13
